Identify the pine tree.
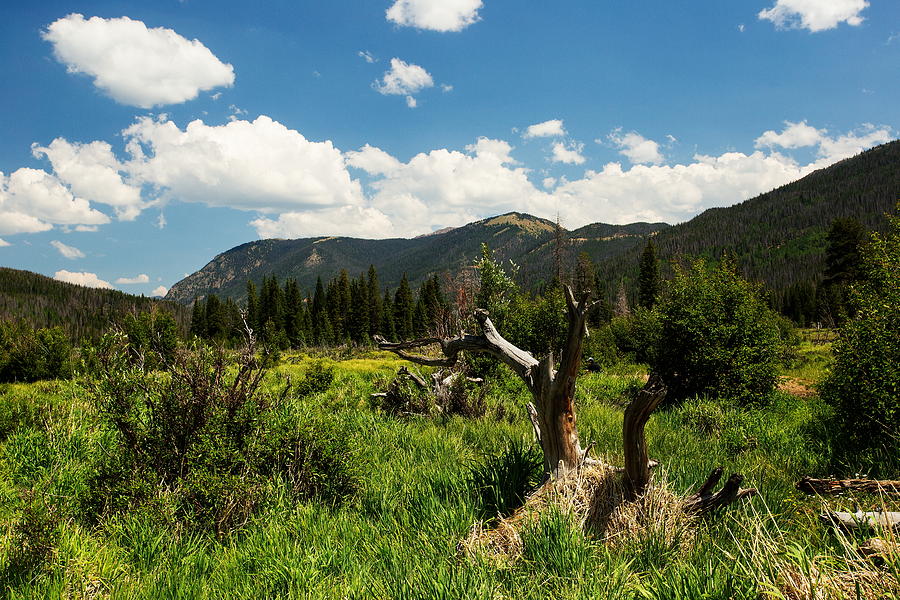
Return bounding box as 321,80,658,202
189,299,206,338
283,278,301,347
367,265,382,337
381,289,396,340
574,252,597,297
245,280,259,334
311,277,326,345
394,274,414,340
637,240,660,309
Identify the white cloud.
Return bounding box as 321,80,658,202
75,225,98,232
542,177,557,189
551,141,586,165
523,119,566,139
0,168,109,234
358,50,376,63
374,58,434,105
54,270,114,289
151,285,168,297
0,239,11,247
116,273,150,284
32,138,145,220
345,144,403,176
43,14,234,108
50,240,86,259
758,0,868,32
123,115,364,212
348,137,549,236
441,83,453,92
386,0,482,32
608,130,665,165
251,206,396,239
738,24,746,32
755,120,824,149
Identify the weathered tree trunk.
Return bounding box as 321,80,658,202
376,285,755,511
822,511,900,531
622,372,667,499
797,477,900,496
376,287,592,476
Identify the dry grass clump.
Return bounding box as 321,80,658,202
460,461,695,561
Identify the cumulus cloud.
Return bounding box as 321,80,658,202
758,0,868,32
151,285,168,296
116,273,150,284
42,14,234,108
346,144,403,176
608,129,666,165
251,206,396,239
32,138,145,220
755,121,893,164
551,142,586,165
51,240,86,259
123,115,364,212
386,0,482,32
523,119,566,139
373,58,434,106
54,270,114,289
755,120,824,149
0,168,109,234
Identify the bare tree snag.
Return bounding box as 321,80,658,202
683,468,757,515
623,372,667,499
377,286,592,476
377,285,756,514
821,511,900,532
797,477,900,496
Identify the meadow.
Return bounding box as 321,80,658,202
0,341,897,599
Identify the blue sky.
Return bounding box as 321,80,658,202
0,0,897,297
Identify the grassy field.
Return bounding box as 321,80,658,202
0,348,897,599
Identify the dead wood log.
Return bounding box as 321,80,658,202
821,511,900,531
859,538,900,564
683,468,757,516
798,477,900,496
622,372,667,499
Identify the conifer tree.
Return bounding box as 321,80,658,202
246,280,259,333
367,265,383,337
312,277,326,345
638,240,660,309
394,275,415,340
283,278,302,347
189,299,206,338
381,289,396,340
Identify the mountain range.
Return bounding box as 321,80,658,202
166,140,900,307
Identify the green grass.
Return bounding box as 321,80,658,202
0,352,897,599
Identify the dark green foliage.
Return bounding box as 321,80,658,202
654,259,781,404
821,209,900,469
121,309,179,369
393,273,415,341
609,308,660,365
0,321,72,383
468,440,543,520
638,240,660,309
442,373,487,418
1,491,60,582
0,266,190,342
292,361,335,398
503,287,568,357
817,217,868,325
82,332,355,533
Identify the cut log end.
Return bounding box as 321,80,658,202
683,468,757,516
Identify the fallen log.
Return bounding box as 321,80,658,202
821,511,900,531
859,538,900,565
683,468,757,516
797,477,900,496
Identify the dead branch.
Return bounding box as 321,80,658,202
622,372,667,499
683,468,758,515
821,511,900,532
798,477,900,496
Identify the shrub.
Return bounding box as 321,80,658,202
0,321,72,383
654,259,781,405
83,332,357,533
609,307,661,365
468,440,543,520
293,360,335,397
821,209,900,467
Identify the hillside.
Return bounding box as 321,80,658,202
595,139,900,306
166,213,668,303
0,267,191,340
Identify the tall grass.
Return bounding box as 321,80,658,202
0,355,897,598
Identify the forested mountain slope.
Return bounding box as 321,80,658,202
596,140,900,304
166,213,667,303
0,268,190,340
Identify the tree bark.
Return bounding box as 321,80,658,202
376,286,593,477
797,477,900,496
683,468,757,515
821,511,900,531
623,372,667,499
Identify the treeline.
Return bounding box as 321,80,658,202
188,266,450,347
0,267,190,342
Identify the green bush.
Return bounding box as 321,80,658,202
609,307,661,365
654,259,781,405
0,321,72,383
82,332,357,533
821,210,900,469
